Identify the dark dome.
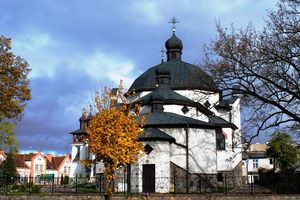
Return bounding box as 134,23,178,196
128,60,219,93
155,65,170,76
165,33,183,51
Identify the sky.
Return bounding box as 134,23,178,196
0,0,278,155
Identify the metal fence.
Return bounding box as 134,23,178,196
0,174,274,196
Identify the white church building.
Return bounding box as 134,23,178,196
69,27,242,193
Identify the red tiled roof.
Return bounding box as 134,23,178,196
16,154,35,168
15,153,69,170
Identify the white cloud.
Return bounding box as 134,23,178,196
83,51,136,88
126,1,163,25
13,30,60,78
12,30,138,89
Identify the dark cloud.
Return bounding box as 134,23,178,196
0,0,277,154
16,65,101,154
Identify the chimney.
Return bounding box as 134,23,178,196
46,154,53,163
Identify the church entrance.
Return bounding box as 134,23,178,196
142,164,155,193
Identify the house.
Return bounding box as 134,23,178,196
69,26,242,193
242,143,274,182
1,151,71,179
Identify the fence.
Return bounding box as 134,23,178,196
0,173,277,196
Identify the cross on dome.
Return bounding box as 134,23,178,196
169,17,179,32
159,48,165,63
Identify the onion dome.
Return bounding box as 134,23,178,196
165,33,183,51
165,33,183,61
155,65,170,87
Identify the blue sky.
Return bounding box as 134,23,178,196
0,0,277,154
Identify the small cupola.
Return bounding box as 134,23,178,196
79,111,88,129
151,91,164,112
165,32,183,61
155,65,171,87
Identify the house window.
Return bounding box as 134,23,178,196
68,167,71,173
64,166,67,173
253,159,258,168
40,164,43,172
35,164,38,171
270,158,273,165
216,129,225,150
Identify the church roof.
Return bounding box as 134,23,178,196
139,128,175,143
139,111,235,129
128,59,219,93
69,128,87,135
209,115,238,129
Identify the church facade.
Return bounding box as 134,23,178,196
69,28,242,193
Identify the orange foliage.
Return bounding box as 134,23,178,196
0,36,31,120
86,81,144,194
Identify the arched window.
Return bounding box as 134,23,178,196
216,129,225,150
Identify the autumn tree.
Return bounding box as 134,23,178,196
0,35,31,151
266,132,299,171
205,0,300,143
87,83,143,199
0,36,31,120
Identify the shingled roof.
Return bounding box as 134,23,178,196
139,111,235,129
69,128,87,135
139,128,175,143
128,60,219,93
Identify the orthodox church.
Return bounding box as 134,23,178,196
69,24,242,193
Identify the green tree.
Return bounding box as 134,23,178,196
205,0,300,142
0,121,18,153
266,132,299,171
0,151,17,177
0,35,31,152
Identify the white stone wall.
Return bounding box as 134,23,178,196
131,141,171,193
70,143,89,177
163,105,209,122
217,127,242,171
188,128,217,173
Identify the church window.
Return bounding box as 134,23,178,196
204,100,211,108
181,106,189,114
144,144,153,155
216,129,225,150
